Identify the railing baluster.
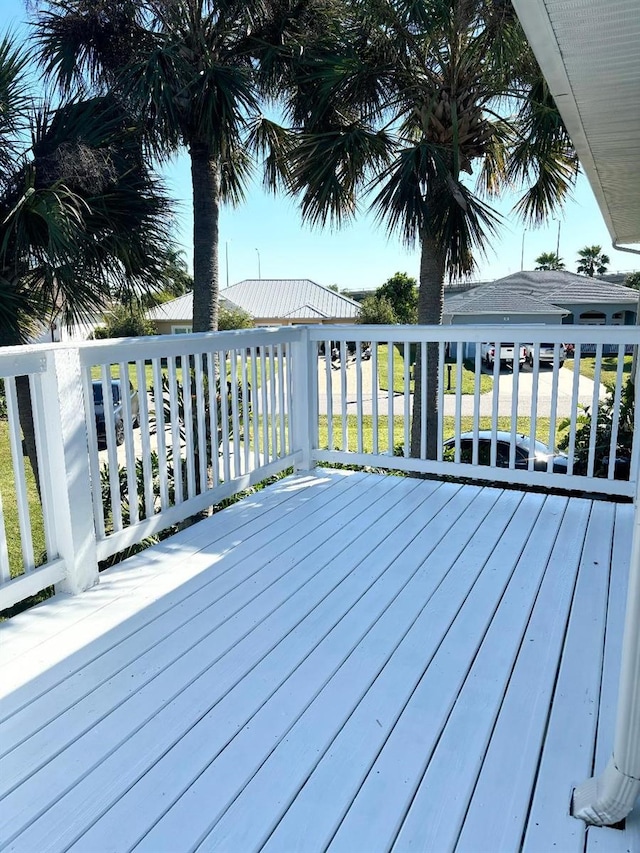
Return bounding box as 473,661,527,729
472,345,481,465
437,341,445,462
356,344,363,454
277,344,286,458
608,343,626,480
207,352,220,489
454,342,463,461
372,341,379,456
119,361,138,524
152,356,170,510
325,339,333,452
510,341,520,469
0,492,9,583
136,360,154,518
250,348,259,470
529,344,540,471
567,343,581,476
193,353,208,492
221,349,232,482
268,345,278,460
101,365,123,531
260,346,269,465
490,344,500,467
403,341,411,458
588,343,604,477
547,344,561,471
241,348,251,473
420,341,427,460
340,339,348,451
230,349,242,478
167,356,182,505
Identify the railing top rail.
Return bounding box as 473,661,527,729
308,323,640,344
0,349,48,379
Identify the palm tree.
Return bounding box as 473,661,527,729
534,252,565,271
0,33,173,487
288,0,578,458
577,245,610,277
35,0,330,332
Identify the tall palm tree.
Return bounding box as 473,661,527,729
577,245,610,277
35,0,332,332
287,0,578,458
0,32,173,487
534,252,564,271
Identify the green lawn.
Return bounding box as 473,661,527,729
377,344,492,396
0,421,45,578
565,354,633,386
318,414,556,455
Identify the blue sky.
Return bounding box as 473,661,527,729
5,0,638,291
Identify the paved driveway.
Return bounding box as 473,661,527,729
316,356,604,418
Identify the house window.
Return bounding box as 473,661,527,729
578,312,606,325
171,325,192,334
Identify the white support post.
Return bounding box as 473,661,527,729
572,457,640,825
38,347,99,594
290,327,317,472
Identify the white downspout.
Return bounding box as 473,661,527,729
573,278,640,823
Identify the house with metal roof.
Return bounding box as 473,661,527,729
444,270,638,326
146,279,360,334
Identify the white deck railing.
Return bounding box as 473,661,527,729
0,322,638,610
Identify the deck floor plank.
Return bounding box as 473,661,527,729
327,493,575,853
0,471,373,785
0,471,349,708
521,501,616,853
4,476,427,852
142,487,509,853
0,470,634,853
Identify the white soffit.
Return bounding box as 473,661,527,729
512,0,640,247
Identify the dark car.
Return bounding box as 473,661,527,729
443,430,568,473
92,379,140,448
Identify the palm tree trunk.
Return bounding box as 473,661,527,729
410,231,445,460
190,143,220,333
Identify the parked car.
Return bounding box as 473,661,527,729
481,342,526,369
523,342,566,368
92,379,140,448
443,430,568,473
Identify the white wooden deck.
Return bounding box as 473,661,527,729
0,468,637,852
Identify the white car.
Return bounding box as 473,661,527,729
481,342,526,368
524,342,566,367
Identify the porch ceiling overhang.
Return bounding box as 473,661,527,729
512,0,640,247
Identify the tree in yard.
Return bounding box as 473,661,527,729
534,252,565,271
625,271,640,290
357,293,397,325
0,32,172,489
218,305,253,331
577,245,610,276
288,0,578,458
35,0,335,332
377,272,417,324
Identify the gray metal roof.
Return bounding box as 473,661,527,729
493,270,639,305
221,279,360,319
146,292,235,322
512,0,640,247
445,288,567,317
147,279,360,324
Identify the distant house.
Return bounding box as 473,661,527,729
444,270,638,326
146,279,360,334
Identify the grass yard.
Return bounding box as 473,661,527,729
377,343,492,396
565,354,633,387
0,421,45,578
318,414,556,455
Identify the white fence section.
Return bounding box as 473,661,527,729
308,324,640,497
0,322,638,610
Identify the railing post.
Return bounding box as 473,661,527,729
38,346,98,594
290,326,317,472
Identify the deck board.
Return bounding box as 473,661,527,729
0,469,634,853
